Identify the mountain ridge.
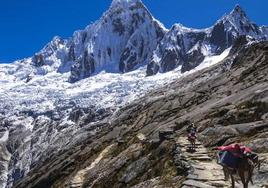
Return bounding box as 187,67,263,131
146,4,268,75
3,2,267,83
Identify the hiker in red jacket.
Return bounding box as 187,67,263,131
216,144,252,169
217,144,252,157
216,144,258,188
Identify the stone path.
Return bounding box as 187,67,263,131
177,136,230,188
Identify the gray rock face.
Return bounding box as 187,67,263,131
69,50,95,83
158,128,175,142
0,128,11,188
32,54,45,67
120,157,150,183
248,138,268,153
182,44,205,72
147,5,268,76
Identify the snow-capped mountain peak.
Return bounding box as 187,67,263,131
230,4,247,17
111,0,141,7
68,0,166,82
38,36,66,58
147,5,268,76
2,3,267,83
216,5,262,39
4,0,166,83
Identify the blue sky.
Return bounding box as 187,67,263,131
0,0,267,63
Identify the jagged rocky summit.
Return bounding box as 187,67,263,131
146,5,268,75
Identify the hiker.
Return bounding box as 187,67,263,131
188,128,197,139
216,143,252,169
187,124,197,151
187,123,197,140
186,123,197,133
216,144,256,188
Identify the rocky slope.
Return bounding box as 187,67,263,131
147,5,268,76
10,39,268,188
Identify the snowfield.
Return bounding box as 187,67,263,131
0,48,230,132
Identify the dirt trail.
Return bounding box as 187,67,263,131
69,144,114,188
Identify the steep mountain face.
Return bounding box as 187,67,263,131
147,25,210,75
32,36,68,68
67,0,166,82
147,5,268,75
